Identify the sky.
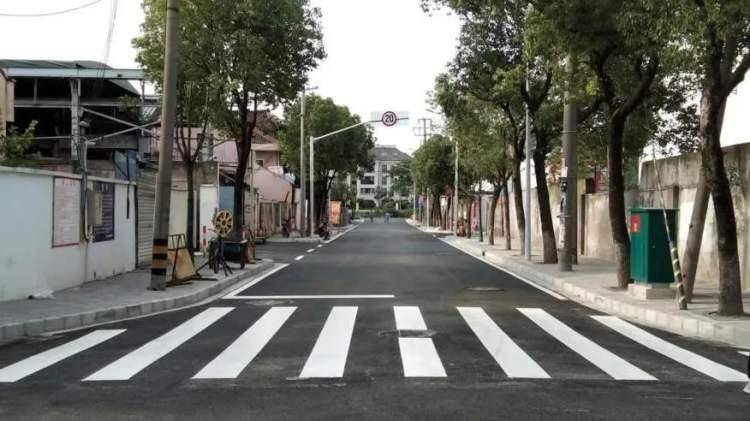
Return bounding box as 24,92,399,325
0,0,461,155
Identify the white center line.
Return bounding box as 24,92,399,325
458,307,549,379
306,248,315,253
84,307,233,381
193,307,296,379
394,306,428,331
519,308,656,381
399,337,447,377
0,330,126,383
593,316,747,382
299,306,358,378
295,255,304,261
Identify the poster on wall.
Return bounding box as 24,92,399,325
93,181,115,242
53,177,81,247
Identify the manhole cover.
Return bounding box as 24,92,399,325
378,329,437,338
465,287,504,292
246,300,292,306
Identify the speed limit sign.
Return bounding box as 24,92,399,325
371,110,409,127
381,111,398,127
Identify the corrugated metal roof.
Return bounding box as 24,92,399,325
0,59,141,95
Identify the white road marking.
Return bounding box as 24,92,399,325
224,294,395,300
593,316,747,382
295,255,304,261
306,248,315,253
458,307,549,379
317,245,324,249
222,264,289,298
739,351,750,357
394,306,427,331
399,338,447,377
439,238,567,300
193,307,296,379
84,307,233,381
299,306,358,378
519,308,656,381
0,330,125,383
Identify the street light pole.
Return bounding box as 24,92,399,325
524,67,532,261
454,137,458,234
150,0,180,290
299,89,306,237
309,135,315,235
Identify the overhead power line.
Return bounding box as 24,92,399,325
0,0,104,18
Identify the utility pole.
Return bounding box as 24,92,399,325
150,0,180,290
558,57,577,271
454,137,458,234
524,67,532,260
414,118,432,224
309,135,315,235
299,89,306,236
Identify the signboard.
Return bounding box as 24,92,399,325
630,214,641,234
53,177,81,247
93,181,115,242
370,110,409,127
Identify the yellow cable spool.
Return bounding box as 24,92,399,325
213,210,233,238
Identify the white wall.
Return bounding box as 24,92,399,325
0,167,136,301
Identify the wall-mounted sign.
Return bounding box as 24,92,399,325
93,181,115,242
53,177,81,247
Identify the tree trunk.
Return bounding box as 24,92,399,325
700,92,743,315
608,119,631,288
467,196,472,238
186,159,195,258
488,187,499,246
682,103,726,302
512,157,526,251
683,171,709,302
503,182,511,250
533,148,557,263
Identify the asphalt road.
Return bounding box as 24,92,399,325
0,219,748,420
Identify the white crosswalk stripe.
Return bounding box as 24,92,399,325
518,308,656,381
593,316,747,382
394,306,446,377
399,337,447,377
84,307,233,381
193,307,296,379
458,307,549,379
0,330,125,383
299,306,358,378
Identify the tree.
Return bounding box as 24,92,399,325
412,134,455,228
150,0,324,237
134,0,224,255
390,159,413,198
279,95,375,225
668,0,750,315
0,122,37,167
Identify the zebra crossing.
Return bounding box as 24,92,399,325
0,305,746,384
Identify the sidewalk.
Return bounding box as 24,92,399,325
0,259,274,344
409,220,750,349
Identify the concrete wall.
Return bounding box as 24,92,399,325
0,166,136,301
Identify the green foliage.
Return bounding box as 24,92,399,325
389,159,413,197
0,122,37,167
279,94,375,183
412,134,454,196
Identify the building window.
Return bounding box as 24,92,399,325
381,164,388,173
361,175,375,185
256,159,264,167
360,187,373,194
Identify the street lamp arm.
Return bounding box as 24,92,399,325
311,120,377,144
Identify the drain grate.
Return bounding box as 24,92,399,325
465,286,505,292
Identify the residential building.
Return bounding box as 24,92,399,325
350,145,410,209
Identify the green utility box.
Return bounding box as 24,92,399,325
629,208,678,284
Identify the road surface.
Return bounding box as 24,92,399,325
0,220,747,419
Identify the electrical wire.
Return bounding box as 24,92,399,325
0,0,104,18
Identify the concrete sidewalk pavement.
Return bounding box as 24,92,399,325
0,260,274,344
408,220,750,349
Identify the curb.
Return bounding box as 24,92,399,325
0,261,274,344
437,233,750,349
